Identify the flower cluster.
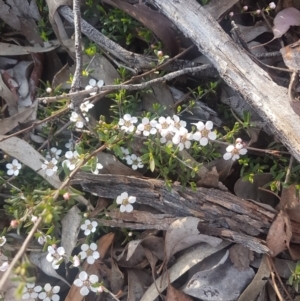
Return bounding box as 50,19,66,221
22,283,60,301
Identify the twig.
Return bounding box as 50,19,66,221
0,108,68,143
38,64,212,104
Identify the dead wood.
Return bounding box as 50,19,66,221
71,173,300,253
147,0,300,162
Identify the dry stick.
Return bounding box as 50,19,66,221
0,108,68,143
38,64,211,103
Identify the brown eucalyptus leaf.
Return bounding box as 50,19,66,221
266,210,292,257
166,284,193,301
229,244,254,271
109,260,124,295
0,42,59,56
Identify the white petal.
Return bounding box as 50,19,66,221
84,229,91,236
22,293,30,299
123,114,131,121
79,271,88,281
90,243,97,251
232,154,240,161
7,169,14,176
89,79,96,86
14,170,20,176
239,148,247,155
226,145,235,152
57,247,65,255
195,121,205,130
74,279,83,287
141,117,149,124
79,251,87,259
205,121,214,130
93,251,100,259
120,205,126,212
208,131,216,140
121,192,128,199
52,286,60,294
125,204,133,212
128,196,136,204
89,274,99,283
46,169,54,176
80,286,89,296
34,286,42,292
44,283,52,292
87,256,95,264
52,295,60,301
193,132,201,141
91,221,98,228
81,244,89,251
38,292,46,299
97,80,104,87
199,137,208,146
223,152,232,160
27,283,35,289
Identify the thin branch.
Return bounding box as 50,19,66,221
38,64,212,104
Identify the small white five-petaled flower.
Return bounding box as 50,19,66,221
80,100,94,113
41,158,58,177
6,159,22,176
223,142,247,161
125,154,144,170
192,120,216,146
172,127,193,151
74,271,99,296
38,283,60,301
79,242,100,264
137,117,157,136
46,246,65,269
81,219,98,236
63,150,80,171
116,192,136,213
22,283,42,300
70,112,89,129
85,79,104,96
118,114,138,133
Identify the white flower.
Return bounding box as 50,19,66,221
118,114,138,133
85,79,104,96
79,243,100,264
41,158,58,177
172,127,193,151
91,158,103,174
156,116,174,136
73,255,81,267
46,87,52,93
81,219,98,236
80,100,94,113
192,120,216,146
46,147,62,160
0,236,6,247
269,2,276,9
137,117,157,136
0,262,9,272
125,154,143,170
116,192,136,213
46,246,65,269
223,143,247,161
172,115,186,132
38,283,60,301
70,111,88,129
63,150,80,171
22,283,42,300
74,271,99,296
120,146,130,159
6,159,22,176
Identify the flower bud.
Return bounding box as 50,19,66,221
229,11,234,17
269,2,276,10
256,9,261,15
46,87,52,93
10,220,19,228
31,215,38,223
157,50,163,57
63,192,70,200
242,6,248,11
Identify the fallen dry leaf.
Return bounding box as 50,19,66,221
266,210,292,257
166,284,193,301
229,244,254,271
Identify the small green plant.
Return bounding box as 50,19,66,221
288,261,300,292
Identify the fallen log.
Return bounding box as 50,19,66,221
72,173,300,253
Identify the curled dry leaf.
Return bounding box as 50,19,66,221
166,284,193,301
273,7,300,39
266,210,292,257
